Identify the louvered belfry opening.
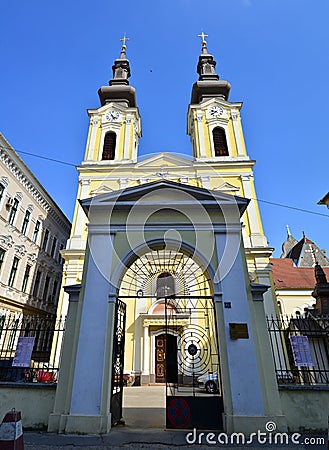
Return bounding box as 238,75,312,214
213,127,229,156
102,132,116,160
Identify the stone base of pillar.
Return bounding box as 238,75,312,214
224,414,287,435
131,370,142,386
141,374,150,384
48,413,112,434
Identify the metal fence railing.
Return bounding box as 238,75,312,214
267,314,329,385
0,313,66,383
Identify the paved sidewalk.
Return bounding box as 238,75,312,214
22,386,327,449
24,429,327,450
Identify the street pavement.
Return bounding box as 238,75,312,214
22,386,327,449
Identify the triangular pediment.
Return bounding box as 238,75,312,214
136,152,194,168
213,182,240,193
90,185,114,196
80,179,249,216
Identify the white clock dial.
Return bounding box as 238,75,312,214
208,106,224,118
106,110,120,122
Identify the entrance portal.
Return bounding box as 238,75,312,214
155,334,178,383
113,249,224,430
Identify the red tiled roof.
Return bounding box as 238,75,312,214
270,258,329,289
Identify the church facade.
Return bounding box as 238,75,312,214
49,38,287,434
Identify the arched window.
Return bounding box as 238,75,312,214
156,272,175,297
212,127,228,156
102,132,116,160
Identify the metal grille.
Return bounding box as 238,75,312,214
267,314,329,385
110,298,126,425
118,249,223,430
120,249,212,297
165,296,223,429
0,313,65,382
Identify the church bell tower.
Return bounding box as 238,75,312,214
84,37,142,163
187,34,275,315
187,34,247,160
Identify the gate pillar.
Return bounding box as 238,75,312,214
214,233,287,434
49,230,116,434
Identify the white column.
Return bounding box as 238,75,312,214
68,178,90,250
69,231,114,416
215,232,264,417
86,117,99,161
143,325,150,375
123,117,131,160
200,176,210,189
196,114,206,157
241,175,267,247
231,110,245,156
119,178,129,190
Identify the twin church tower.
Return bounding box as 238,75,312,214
58,35,274,321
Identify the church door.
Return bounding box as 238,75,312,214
155,335,166,382
155,333,178,383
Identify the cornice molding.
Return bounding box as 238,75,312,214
0,143,71,234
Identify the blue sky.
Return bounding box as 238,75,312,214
0,0,328,257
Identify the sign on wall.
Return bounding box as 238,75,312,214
289,335,314,367
12,337,35,367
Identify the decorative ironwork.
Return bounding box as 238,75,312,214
120,249,212,298
110,298,127,425
0,313,65,383
267,314,329,385
165,295,223,430
117,249,223,430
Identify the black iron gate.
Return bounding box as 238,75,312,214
165,296,224,430
110,298,126,426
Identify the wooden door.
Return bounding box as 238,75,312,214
155,335,166,382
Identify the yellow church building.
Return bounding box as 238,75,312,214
49,37,289,435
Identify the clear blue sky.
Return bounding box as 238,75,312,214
0,0,328,256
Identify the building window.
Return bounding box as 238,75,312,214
32,220,41,243
0,315,5,336
0,183,4,204
58,243,64,264
8,198,19,225
102,132,116,160
51,280,58,304
156,272,175,297
32,270,41,298
8,318,19,350
22,264,31,293
213,127,229,156
21,210,31,235
0,248,5,273
50,237,57,258
42,229,49,252
8,257,19,287
43,275,50,302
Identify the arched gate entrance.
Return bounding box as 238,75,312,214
111,249,223,430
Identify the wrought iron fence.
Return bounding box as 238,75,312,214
0,313,65,383
267,314,329,385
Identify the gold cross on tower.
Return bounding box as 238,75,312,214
198,32,208,44
120,34,130,49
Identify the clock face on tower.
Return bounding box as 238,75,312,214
105,110,121,122
208,106,224,118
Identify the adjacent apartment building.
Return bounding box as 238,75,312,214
0,133,71,324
